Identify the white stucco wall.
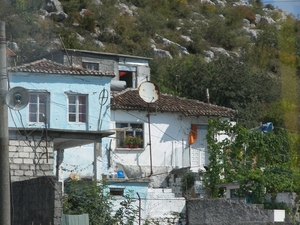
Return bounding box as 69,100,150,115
104,110,212,176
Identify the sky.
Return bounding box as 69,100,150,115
263,0,300,17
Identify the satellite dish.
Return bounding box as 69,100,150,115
138,81,160,103
5,86,29,110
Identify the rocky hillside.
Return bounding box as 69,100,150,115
1,0,299,128
0,0,291,63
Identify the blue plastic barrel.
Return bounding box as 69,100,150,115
117,170,125,178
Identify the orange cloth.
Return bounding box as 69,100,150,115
189,124,197,145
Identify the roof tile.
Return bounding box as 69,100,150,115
111,89,237,117
8,59,115,77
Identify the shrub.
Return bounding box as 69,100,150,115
239,6,256,23
265,4,275,10
181,173,195,193
64,180,138,225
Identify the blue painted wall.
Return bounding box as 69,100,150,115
105,181,149,200
105,181,149,222
8,72,112,131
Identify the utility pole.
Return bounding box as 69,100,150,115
0,21,11,225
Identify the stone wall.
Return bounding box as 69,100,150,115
265,192,299,223
187,198,294,225
12,176,63,225
146,188,186,225
9,140,54,182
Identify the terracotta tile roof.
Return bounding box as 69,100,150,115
111,89,237,117
8,59,115,77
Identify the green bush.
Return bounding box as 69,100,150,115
64,180,138,225
181,173,195,192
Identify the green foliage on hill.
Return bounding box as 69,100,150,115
1,0,300,129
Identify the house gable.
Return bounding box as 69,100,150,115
37,49,151,90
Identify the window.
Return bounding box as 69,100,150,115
68,95,87,123
230,189,239,199
109,188,124,196
29,93,49,123
82,62,99,71
119,71,133,87
116,123,144,148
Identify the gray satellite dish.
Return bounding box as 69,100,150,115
138,81,160,103
5,86,29,110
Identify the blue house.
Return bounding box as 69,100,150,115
31,48,152,181
7,59,114,183
6,50,153,225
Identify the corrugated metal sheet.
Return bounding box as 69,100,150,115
61,214,89,225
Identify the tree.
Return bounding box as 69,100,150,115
181,173,195,194
152,53,281,129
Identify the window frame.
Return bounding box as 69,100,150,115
82,62,99,71
115,122,144,149
28,92,50,124
67,94,88,123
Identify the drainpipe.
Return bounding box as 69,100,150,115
147,104,153,176
137,192,141,225
0,21,10,225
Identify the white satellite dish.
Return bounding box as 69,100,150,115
138,81,160,103
5,86,29,110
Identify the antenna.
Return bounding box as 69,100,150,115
5,86,29,110
97,88,109,130
138,81,160,177
59,35,72,67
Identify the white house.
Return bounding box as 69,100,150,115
105,88,236,187
100,88,236,223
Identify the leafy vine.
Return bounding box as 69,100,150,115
205,118,300,205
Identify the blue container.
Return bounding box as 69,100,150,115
117,170,125,178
